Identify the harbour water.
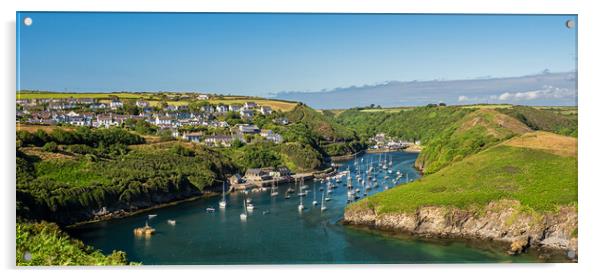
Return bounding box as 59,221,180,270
69,151,543,264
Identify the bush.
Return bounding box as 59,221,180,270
42,142,59,153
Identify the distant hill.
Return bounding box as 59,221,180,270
274,72,576,109
334,105,577,174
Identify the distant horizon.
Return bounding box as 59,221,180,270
17,69,576,95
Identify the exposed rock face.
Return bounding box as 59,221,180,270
344,200,577,258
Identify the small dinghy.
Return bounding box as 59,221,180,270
167,219,176,225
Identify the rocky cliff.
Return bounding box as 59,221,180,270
344,200,577,260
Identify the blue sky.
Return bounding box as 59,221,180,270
17,13,577,96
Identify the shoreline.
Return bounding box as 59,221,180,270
343,200,578,262
66,192,219,229
342,222,573,262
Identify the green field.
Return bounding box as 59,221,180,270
16,91,299,111
349,131,577,215
17,92,154,100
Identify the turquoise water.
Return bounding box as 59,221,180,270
69,152,542,264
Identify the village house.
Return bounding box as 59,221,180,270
16,99,29,105
49,102,76,110
244,168,271,182
228,104,241,112
110,99,123,110
239,109,254,118
273,117,289,125
77,98,96,105
68,116,90,126
237,124,260,134
373,133,386,145
216,105,228,113
136,100,149,108
90,103,107,110
204,134,234,147
95,114,115,127
182,132,203,143
155,115,175,127
201,105,215,113
164,105,178,112
244,102,258,109
196,94,209,100
259,106,272,115
113,114,130,125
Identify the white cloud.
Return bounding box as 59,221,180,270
495,86,575,101
458,95,470,102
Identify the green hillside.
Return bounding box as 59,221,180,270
416,109,531,174
16,128,237,224
335,105,472,142
348,131,577,215
285,104,364,156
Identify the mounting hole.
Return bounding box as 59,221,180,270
23,17,33,26
565,19,575,29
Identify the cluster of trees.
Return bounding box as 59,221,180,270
17,126,145,148
335,106,473,143
496,106,578,137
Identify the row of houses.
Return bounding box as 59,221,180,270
243,167,293,182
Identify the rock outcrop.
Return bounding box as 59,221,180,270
344,200,577,259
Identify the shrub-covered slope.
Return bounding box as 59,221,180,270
17,222,134,266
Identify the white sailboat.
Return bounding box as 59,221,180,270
312,183,318,206
240,195,248,220
298,195,304,211
219,181,227,208
270,179,278,197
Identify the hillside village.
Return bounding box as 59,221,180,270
16,94,287,147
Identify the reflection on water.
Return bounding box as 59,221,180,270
69,151,544,264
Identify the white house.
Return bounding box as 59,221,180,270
228,104,241,112
216,105,229,113
155,116,175,126
240,109,254,118
197,94,209,100
259,106,273,115
204,135,234,147
110,100,123,110
237,124,260,134
96,114,115,128
182,132,203,143
136,100,149,108
244,102,258,109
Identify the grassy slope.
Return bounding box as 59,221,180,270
17,222,133,266
496,106,578,137
349,131,577,214
416,109,532,174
